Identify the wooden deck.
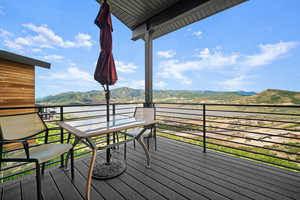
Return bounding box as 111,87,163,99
1,137,300,200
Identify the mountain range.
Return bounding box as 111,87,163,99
36,87,300,105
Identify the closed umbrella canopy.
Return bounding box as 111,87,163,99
94,0,117,86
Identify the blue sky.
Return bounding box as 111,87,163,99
0,0,300,98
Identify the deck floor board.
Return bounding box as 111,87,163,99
1,137,299,200
156,138,300,199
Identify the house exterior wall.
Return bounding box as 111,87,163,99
0,58,36,114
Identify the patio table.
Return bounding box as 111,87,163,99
58,115,157,200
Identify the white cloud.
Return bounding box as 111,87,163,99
43,54,64,61
0,29,12,38
220,75,247,91
3,40,23,50
115,61,137,73
117,77,144,89
118,79,145,89
40,67,94,82
157,50,176,58
243,41,298,67
3,23,93,51
158,41,298,87
192,31,203,38
158,47,238,85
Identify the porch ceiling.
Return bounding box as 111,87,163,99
96,0,247,40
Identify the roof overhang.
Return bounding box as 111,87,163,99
0,50,51,69
96,0,247,40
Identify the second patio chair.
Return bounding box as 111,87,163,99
121,107,157,159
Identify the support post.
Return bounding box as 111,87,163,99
203,104,206,153
60,106,64,167
144,29,153,108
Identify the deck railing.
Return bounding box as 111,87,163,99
155,103,300,171
0,102,299,182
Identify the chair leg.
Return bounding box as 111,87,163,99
36,162,42,200
41,162,46,175
133,139,136,149
70,148,74,180
113,133,116,150
116,133,119,150
154,127,157,151
124,135,127,160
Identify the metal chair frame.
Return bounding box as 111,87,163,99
0,112,74,200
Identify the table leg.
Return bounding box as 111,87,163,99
86,149,97,200
136,128,151,168
85,138,97,200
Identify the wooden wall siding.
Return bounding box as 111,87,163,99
0,58,35,114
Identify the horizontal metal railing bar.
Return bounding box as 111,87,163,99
205,114,300,125
156,110,202,116
62,108,107,114
114,107,136,111
205,140,300,163
205,119,300,132
205,124,300,140
206,143,300,171
158,127,300,155
157,124,300,148
157,125,201,136
115,111,134,115
158,132,300,171
206,109,300,117
205,130,300,149
155,102,300,108
63,114,107,121
205,134,300,155
157,123,201,132
158,119,300,142
156,106,204,111
1,102,300,110
157,113,203,121
0,102,143,110
157,119,202,127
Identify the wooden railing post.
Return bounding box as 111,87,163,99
60,106,64,167
203,104,206,153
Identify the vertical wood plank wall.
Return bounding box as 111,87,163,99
0,58,36,149
0,58,35,114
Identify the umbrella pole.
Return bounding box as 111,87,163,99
105,84,111,164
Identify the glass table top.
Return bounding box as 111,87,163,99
60,115,154,137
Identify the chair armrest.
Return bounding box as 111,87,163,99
0,139,28,144
0,139,31,159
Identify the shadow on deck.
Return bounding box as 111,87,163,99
1,137,299,200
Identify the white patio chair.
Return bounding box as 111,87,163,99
0,113,74,200
120,107,157,159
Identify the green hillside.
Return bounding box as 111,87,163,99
37,88,300,105
238,89,300,104
37,87,246,105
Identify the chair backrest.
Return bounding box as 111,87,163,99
0,113,46,140
134,107,155,121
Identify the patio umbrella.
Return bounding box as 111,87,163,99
93,0,122,179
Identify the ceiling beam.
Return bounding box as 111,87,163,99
132,0,209,40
